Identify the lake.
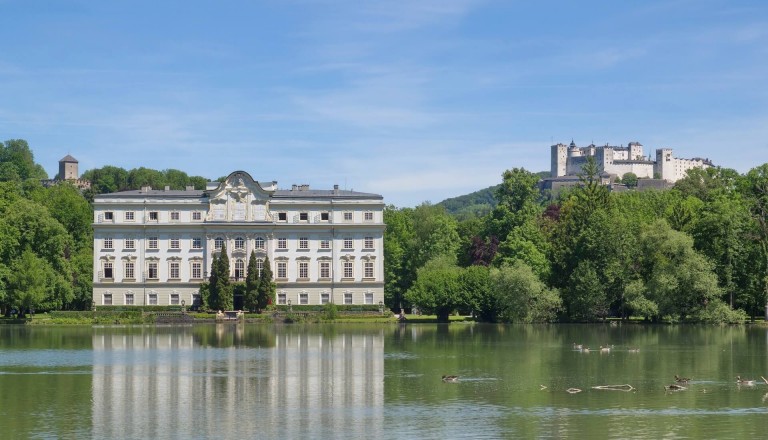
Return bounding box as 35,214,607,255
1,323,767,439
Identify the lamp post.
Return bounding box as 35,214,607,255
181,299,186,313
379,301,384,315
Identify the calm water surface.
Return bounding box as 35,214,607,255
1,324,767,439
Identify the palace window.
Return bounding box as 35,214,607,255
170,238,180,250
277,212,287,222
148,237,158,250
170,293,180,305
125,293,134,305
124,238,135,250
320,212,329,221
343,211,353,222
255,259,264,277
364,261,374,279
149,211,158,221
277,238,287,250
277,293,287,305
124,262,135,280
255,237,265,250
365,292,374,304
299,212,309,222
343,261,354,279
147,262,158,280
364,236,374,250
343,237,353,250
125,211,135,221
235,237,245,250
191,262,202,279
235,259,245,280
320,239,331,250
298,261,309,279
148,293,158,305
192,211,202,221
103,293,113,305
192,237,202,249
214,237,224,250
299,292,308,305
344,292,353,304
321,292,330,304
102,262,113,279
169,262,180,279
103,237,113,250
319,261,331,279
104,211,114,221
364,211,374,221
170,211,180,221
299,237,309,250
276,262,287,279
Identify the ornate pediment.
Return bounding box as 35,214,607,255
206,171,276,222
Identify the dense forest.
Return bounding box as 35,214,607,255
3,138,768,324
387,159,768,323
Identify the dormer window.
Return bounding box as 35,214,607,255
278,212,287,222
299,212,309,222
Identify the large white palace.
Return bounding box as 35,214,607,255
92,171,385,308
550,140,713,182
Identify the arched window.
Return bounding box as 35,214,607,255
235,259,245,280
255,237,265,250
235,237,245,250
214,237,224,250
256,259,264,276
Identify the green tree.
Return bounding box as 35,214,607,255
256,256,275,309
490,261,561,323
739,163,768,317
6,250,55,317
383,206,414,309
459,264,492,320
405,256,463,322
621,172,638,188
214,244,233,310
0,139,48,181
244,251,260,311
637,220,734,322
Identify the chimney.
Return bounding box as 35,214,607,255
292,184,298,191
164,186,171,191
333,184,339,194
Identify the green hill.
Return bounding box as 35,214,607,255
437,171,549,219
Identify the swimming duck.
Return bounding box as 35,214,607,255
675,375,691,384
736,376,756,386
665,384,686,391
600,346,611,353
442,375,459,382
573,343,583,350
628,348,640,353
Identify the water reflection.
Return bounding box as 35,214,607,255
91,325,384,439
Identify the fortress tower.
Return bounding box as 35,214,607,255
59,154,79,180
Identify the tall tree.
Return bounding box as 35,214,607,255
214,244,233,310
256,256,275,310
244,251,260,311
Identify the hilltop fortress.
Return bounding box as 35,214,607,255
550,141,713,183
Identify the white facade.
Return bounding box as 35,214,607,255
550,140,712,182
92,171,385,307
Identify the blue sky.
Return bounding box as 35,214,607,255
2,0,767,206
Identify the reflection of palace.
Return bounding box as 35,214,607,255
91,328,384,438
92,171,385,307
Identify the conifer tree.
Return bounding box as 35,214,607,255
257,255,276,309
244,250,260,311
216,243,233,310
207,252,219,310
